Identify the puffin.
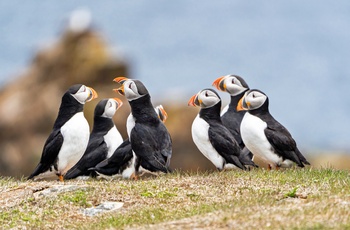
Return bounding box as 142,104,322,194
90,105,168,179
212,74,254,163
188,88,255,171
237,89,310,169
28,84,98,181
113,77,172,175
64,98,124,180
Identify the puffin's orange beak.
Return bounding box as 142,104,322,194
237,96,248,111
112,98,123,109
212,76,226,91
113,85,125,96
86,87,98,102
188,93,201,107
188,94,197,106
157,105,168,123
113,76,129,84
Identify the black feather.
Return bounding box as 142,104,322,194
90,139,134,176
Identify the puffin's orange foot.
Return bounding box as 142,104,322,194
130,173,138,180
59,175,64,182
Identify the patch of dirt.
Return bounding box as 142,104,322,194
0,188,33,208
0,182,85,209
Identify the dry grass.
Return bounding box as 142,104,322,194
0,168,349,229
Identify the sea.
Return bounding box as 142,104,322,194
1,0,350,152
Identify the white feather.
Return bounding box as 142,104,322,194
220,105,229,116
126,113,135,138
191,115,225,169
57,112,90,175
104,126,123,158
240,112,292,168
121,152,136,179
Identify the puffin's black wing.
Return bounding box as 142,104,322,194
221,112,244,146
158,123,172,168
130,123,171,173
264,125,304,167
208,123,246,170
91,139,133,176
65,136,108,179
221,109,254,161
28,129,64,179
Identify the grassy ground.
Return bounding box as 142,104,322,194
0,168,349,229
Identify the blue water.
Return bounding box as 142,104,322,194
1,1,350,151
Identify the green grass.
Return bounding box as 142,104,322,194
0,168,349,229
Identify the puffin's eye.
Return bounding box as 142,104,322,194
252,93,256,98
205,91,209,97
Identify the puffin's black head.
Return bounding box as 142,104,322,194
213,74,249,96
188,88,221,109
237,89,269,112
67,84,84,94
62,84,98,106
66,84,98,104
94,98,123,119
113,77,149,101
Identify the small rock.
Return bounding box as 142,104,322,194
36,185,84,197
82,201,124,216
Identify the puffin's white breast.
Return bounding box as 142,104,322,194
104,126,123,158
240,112,283,167
58,112,90,174
220,105,229,117
126,113,135,138
191,115,225,169
121,151,136,179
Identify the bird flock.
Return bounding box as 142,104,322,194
28,75,310,181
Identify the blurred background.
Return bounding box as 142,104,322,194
0,1,349,178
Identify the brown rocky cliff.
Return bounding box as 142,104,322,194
0,28,128,177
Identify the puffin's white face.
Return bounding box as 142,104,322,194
123,80,144,101
241,90,267,110
191,89,221,108
113,77,149,102
223,75,248,96
71,85,97,104
101,98,123,118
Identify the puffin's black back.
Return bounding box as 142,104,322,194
221,92,247,148
128,80,157,123
130,94,160,124
53,84,85,129
91,99,114,134
129,92,172,173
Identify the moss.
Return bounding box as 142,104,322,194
0,169,349,229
